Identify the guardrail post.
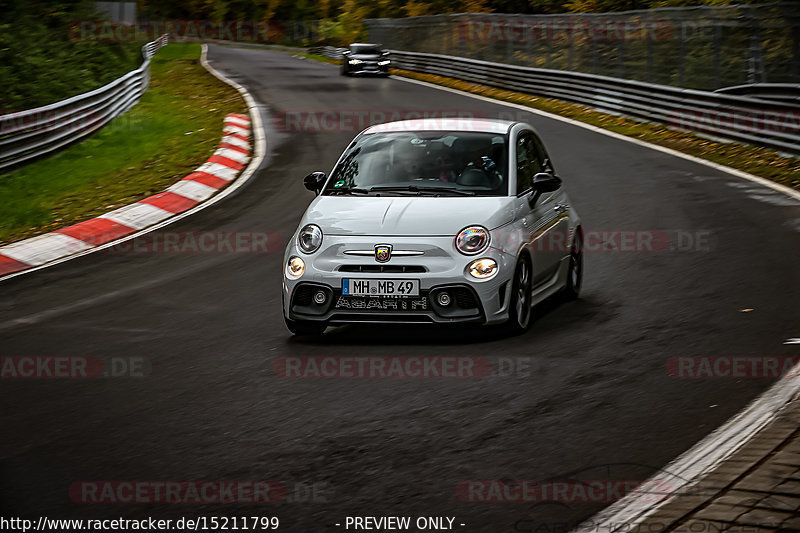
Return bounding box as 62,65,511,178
678,20,686,88
713,19,722,89
791,17,800,82
795,23,800,82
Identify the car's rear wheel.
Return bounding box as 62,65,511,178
284,317,326,336
505,256,532,333
562,231,583,301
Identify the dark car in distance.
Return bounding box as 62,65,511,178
341,43,391,76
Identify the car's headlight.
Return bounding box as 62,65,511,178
468,258,498,280
285,256,305,279
297,224,323,254
378,60,390,66
456,226,490,255
349,59,362,65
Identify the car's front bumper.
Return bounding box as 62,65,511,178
282,235,515,326
344,63,389,75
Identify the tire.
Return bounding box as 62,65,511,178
284,317,326,336
562,232,583,301
505,256,533,333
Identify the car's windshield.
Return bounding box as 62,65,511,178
324,131,508,197
350,45,382,55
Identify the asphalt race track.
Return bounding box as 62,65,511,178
1,44,799,532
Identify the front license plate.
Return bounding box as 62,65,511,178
342,279,420,297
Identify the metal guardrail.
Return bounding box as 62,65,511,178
0,34,169,172
365,3,800,92
309,46,347,60
315,46,800,156
715,83,800,105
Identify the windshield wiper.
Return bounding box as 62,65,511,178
369,185,475,196
326,187,370,195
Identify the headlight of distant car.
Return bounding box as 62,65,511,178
349,59,363,65
468,258,498,280
456,226,490,255
297,224,323,254
378,60,390,66
285,256,305,279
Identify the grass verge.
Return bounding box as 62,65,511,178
0,43,247,245
390,69,799,192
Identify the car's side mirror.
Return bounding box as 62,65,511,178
528,172,562,207
304,172,327,195
381,50,389,56
342,50,351,56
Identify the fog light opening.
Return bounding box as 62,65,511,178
437,292,451,306
314,291,327,304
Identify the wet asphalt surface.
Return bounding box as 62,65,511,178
0,44,799,532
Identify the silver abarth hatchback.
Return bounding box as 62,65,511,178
282,118,583,336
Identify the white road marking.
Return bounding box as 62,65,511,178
576,358,800,532
784,338,800,345
225,116,250,128
194,161,240,181
214,147,250,165
221,135,251,150
223,124,250,135
0,233,92,266
167,179,219,201
99,202,174,230
392,75,800,202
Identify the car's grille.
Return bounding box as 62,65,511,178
293,284,316,306
453,287,478,309
338,265,426,273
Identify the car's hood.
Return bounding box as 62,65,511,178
302,196,515,236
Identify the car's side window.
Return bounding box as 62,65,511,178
516,132,544,195
532,135,554,174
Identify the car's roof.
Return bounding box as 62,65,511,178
363,118,514,135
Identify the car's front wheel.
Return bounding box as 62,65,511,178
505,256,532,333
284,317,326,336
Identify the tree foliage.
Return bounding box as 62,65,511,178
140,0,781,18
0,0,141,112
